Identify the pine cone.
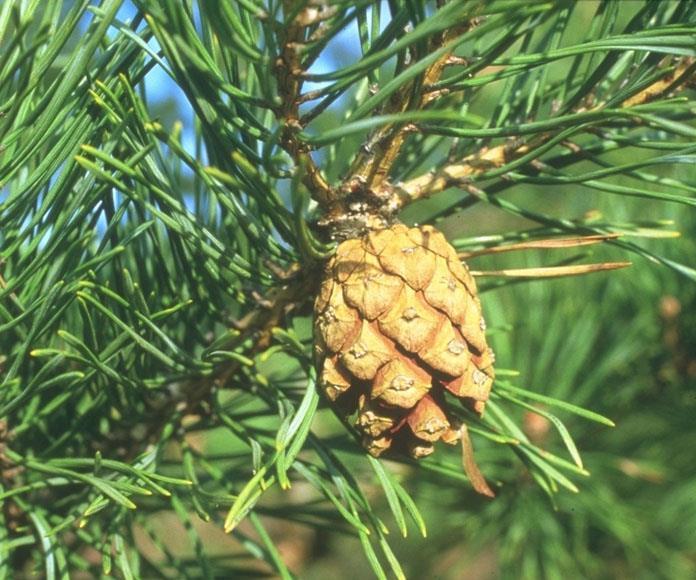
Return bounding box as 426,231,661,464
314,224,495,460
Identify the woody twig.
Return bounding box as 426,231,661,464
387,57,694,211
128,274,314,460
275,2,335,207
316,12,486,236
346,18,483,193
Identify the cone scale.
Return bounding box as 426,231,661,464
314,224,495,461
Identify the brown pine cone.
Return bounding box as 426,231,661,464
314,224,495,461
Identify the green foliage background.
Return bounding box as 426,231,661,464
1,1,695,578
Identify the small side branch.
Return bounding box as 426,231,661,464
275,2,334,207
135,272,314,457
390,58,694,210
348,17,484,194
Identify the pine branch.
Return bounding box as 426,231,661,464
2,1,695,577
